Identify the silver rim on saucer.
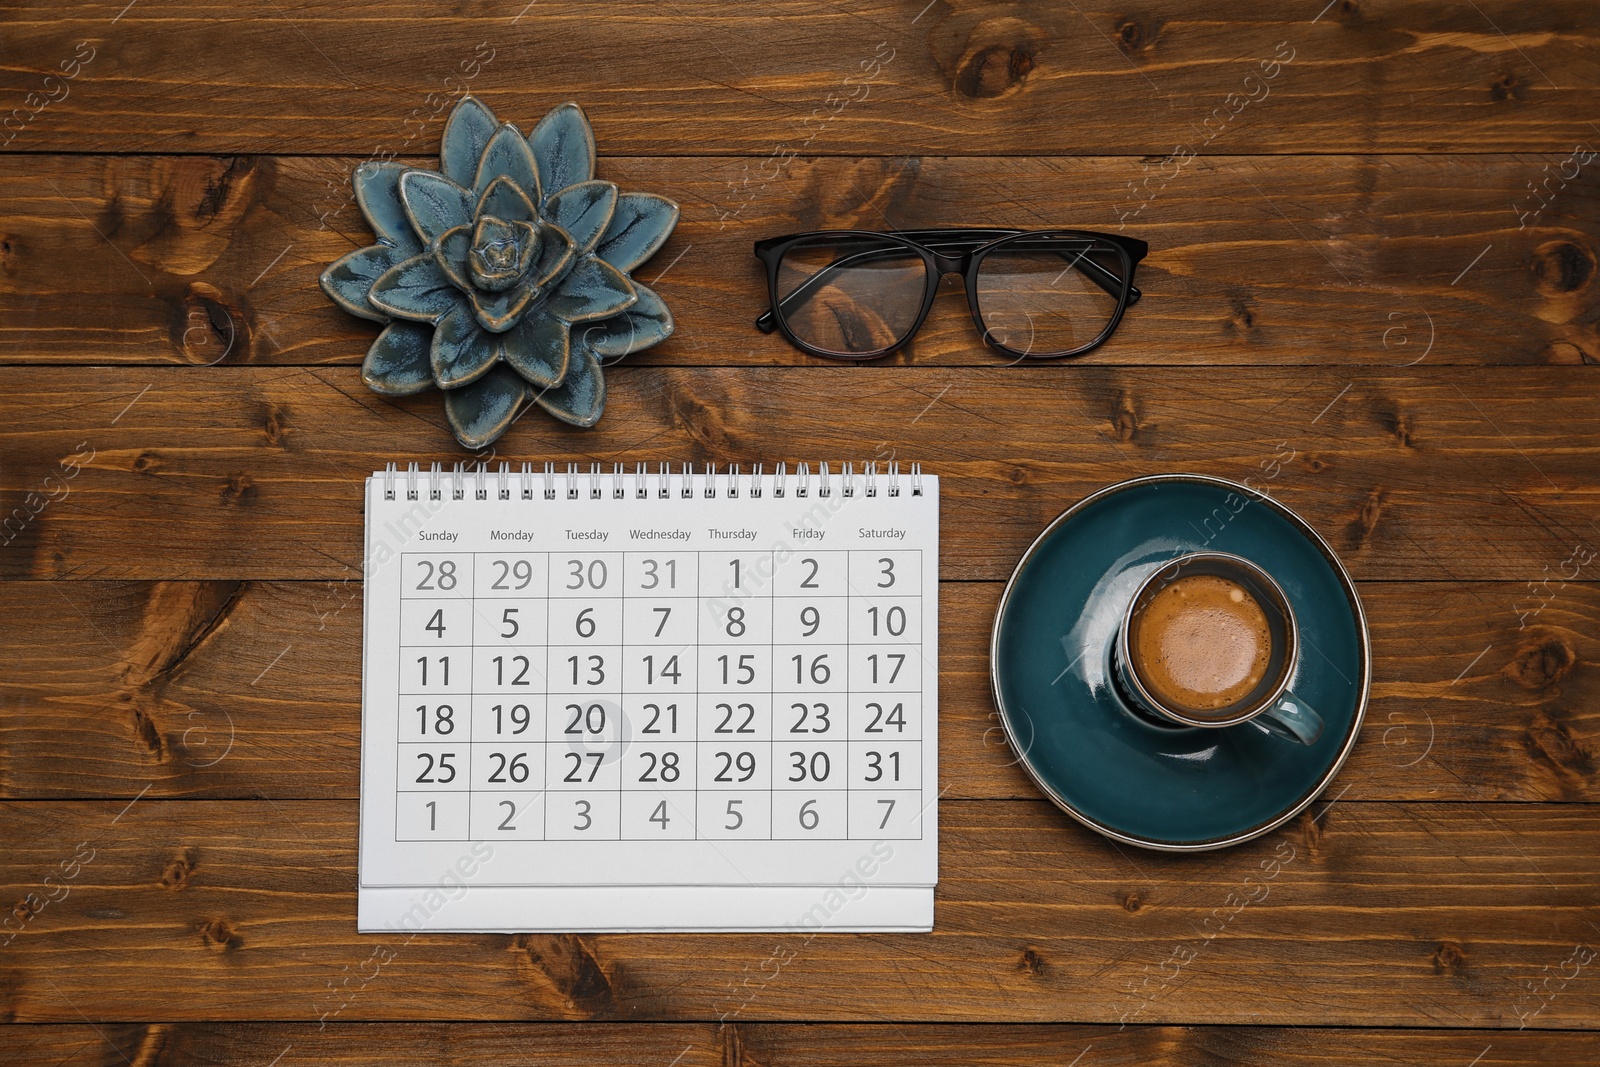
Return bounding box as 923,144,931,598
988,473,1371,852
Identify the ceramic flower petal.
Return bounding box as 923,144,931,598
533,336,605,427
528,102,595,205
545,180,618,255
439,95,499,187
580,282,674,362
320,244,412,322
529,223,576,288
476,175,538,227
444,364,531,450
400,171,475,244
474,123,542,203
353,161,425,256
469,280,537,333
503,313,571,388
431,303,502,388
596,192,680,273
368,253,460,323
433,226,474,293
546,256,637,323
361,321,435,395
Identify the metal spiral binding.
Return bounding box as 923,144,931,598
381,459,927,500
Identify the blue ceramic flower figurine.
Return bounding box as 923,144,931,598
320,97,679,448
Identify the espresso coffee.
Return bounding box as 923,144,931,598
1131,574,1273,713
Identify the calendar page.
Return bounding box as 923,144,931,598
358,462,938,933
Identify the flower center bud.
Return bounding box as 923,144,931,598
480,239,518,271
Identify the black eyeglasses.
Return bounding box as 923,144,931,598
754,228,1147,361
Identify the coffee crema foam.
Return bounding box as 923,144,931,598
1131,574,1272,714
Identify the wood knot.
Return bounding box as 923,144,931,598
1522,709,1595,793
1490,71,1528,103
220,472,256,506
511,934,620,1017
160,849,198,890
1018,947,1048,975
1122,892,1142,913
170,282,242,365
1432,941,1467,977
1295,809,1325,855
1305,455,1328,473
1345,486,1387,548
1110,391,1141,442
132,451,162,474
1116,19,1146,51
1339,0,1360,17
130,702,166,758
1533,240,1594,296
262,403,287,446
956,43,1036,98
1504,633,1576,690
199,917,243,951
1007,465,1028,484
1381,407,1416,448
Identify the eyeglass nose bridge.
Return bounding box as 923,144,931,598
928,251,968,276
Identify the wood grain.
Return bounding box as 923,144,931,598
1,799,1596,1025
1,580,1593,803
0,1,1596,155
2,1022,1596,1066
0,154,1595,368
0,366,1593,583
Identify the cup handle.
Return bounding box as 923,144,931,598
1251,690,1324,746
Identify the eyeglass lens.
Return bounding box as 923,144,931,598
974,237,1126,357
775,235,928,357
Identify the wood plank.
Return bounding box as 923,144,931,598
0,2,1596,155
2,1022,1596,1066
0,366,1593,582
0,154,1595,368
1,799,1596,1025
2,581,1594,803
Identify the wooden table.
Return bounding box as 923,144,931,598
3,2,1598,1063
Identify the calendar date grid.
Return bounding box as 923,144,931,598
394,549,924,844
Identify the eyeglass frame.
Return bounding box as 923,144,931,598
753,227,1148,361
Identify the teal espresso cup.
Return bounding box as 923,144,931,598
1112,552,1324,745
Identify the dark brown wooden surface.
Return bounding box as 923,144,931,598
2,0,1598,1062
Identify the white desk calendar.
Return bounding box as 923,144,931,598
358,460,939,933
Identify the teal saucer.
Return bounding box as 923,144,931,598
990,474,1369,851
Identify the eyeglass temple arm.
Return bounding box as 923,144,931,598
755,237,1138,333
